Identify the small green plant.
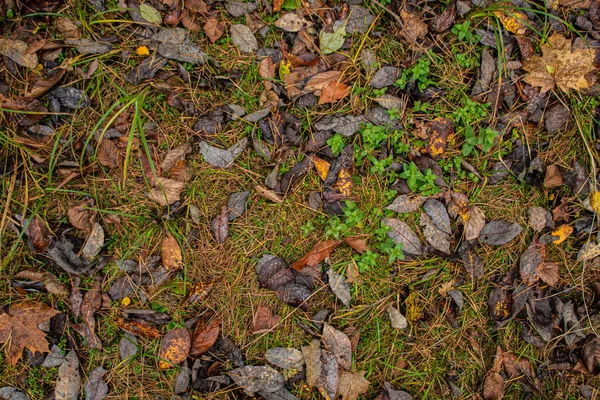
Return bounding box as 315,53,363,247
461,126,499,156
325,216,348,240
399,162,441,196
454,51,480,69
451,21,479,44
394,56,435,91
300,220,315,237
327,133,346,157
451,98,490,127
355,250,378,272
379,239,405,264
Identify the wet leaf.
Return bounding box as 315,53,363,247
326,269,351,306
158,328,190,369
526,288,554,341
318,350,339,400
378,382,413,400
230,24,258,53
84,366,108,400
185,282,213,304
460,250,484,279
483,372,504,400
551,224,573,244
0,95,47,126
226,1,257,17
480,221,523,246
400,11,428,43
345,5,375,33
211,205,229,245
382,218,422,256
336,371,370,400
65,39,112,55
252,306,280,334
425,118,453,157
227,190,250,221
265,347,304,369
387,305,408,330
423,199,451,235
189,312,220,357
74,279,102,349
48,237,93,275
119,333,138,365
0,39,38,68
420,213,451,254
582,336,600,375
274,13,312,32
200,138,247,168
318,81,351,105
523,33,596,93
161,234,183,271
0,301,60,366
291,240,341,270
322,323,352,370
488,287,512,321
373,94,405,111
302,340,322,388
228,366,285,395
26,215,52,252
68,198,96,234
370,66,399,89
55,351,80,400
42,345,65,368
0,387,28,400
386,195,426,213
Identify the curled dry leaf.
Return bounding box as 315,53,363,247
161,234,183,270
544,164,563,188
147,177,185,206
582,335,600,375
189,312,220,357
116,318,161,339
291,240,341,270
68,198,96,234
14,270,69,296
211,205,229,245
158,328,191,369
519,242,545,286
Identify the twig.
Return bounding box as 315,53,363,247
372,0,404,29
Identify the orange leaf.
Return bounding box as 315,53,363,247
291,240,341,270
158,328,190,369
318,81,350,105
343,236,369,254
189,312,221,357
273,0,284,12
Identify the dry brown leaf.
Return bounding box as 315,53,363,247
304,71,342,93
26,215,52,252
0,301,61,366
204,17,225,43
273,0,284,12
116,318,160,339
189,312,220,357
97,139,120,169
68,198,96,234
161,234,183,270
56,17,81,39
255,184,284,204
25,69,66,98
252,306,280,334
346,261,363,285
14,270,69,296
0,39,39,68
400,11,428,43
336,371,370,400
318,81,351,105
544,164,563,188
291,240,342,270
211,205,229,245
147,177,185,206
0,94,48,126
158,328,190,369
483,372,504,400
343,236,369,254
181,8,201,31
558,0,592,8
523,33,597,93
185,282,213,304
258,57,277,90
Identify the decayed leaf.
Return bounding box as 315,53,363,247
326,269,351,306
55,351,80,400
116,318,161,339
230,24,258,53
464,206,486,241
420,213,451,254
0,39,38,68
0,301,60,366
228,366,285,395
480,220,523,246
582,335,600,375
274,0,284,11
252,306,280,334
119,333,138,365
544,164,563,188
313,156,331,181
483,372,504,400
211,205,229,245
139,3,162,24
200,138,247,168
302,340,322,388
488,287,512,321
227,190,250,221
81,222,104,260
291,240,341,270
161,234,183,270
189,312,220,357
528,206,550,232
97,139,120,169
318,81,351,105
14,270,69,296
423,199,451,235
68,198,96,234
425,118,453,157
255,184,284,203
26,215,52,252
523,33,597,93
382,218,422,256
322,323,352,370
161,143,191,173
147,177,185,206
204,17,225,43
83,366,108,400
74,279,102,349
25,69,66,98
265,347,304,369
158,328,190,369
386,195,426,213
387,305,408,330
318,350,339,400
274,13,312,32
460,250,484,279
185,282,213,304
320,23,346,55
400,11,428,43
495,10,529,35
519,242,545,286
336,371,370,400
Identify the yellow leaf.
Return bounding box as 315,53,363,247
523,33,597,93
122,297,131,307
333,169,353,197
590,191,600,214
136,45,149,56
552,224,573,244
405,292,423,323
313,156,330,181
494,11,529,35
279,59,292,80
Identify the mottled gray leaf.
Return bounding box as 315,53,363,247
55,351,81,400
228,366,285,395
322,323,352,370
42,345,65,368
370,66,399,89
49,86,91,110
318,351,339,400
119,333,138,365
465,206,486,241
265,348,304,369
528,206,552,232
200,137,248,168
227,190,250,221
420,213,451,254
226,1,257,17
326,269,351,306
48,237,94,275
526,290,554,342
383,382,413,400
174,364,191,394
258,388,299,400
383,218,422,256
423,199,451,235
81,223,104,260
0,387,28,400
562,301,585,346
65,39,112,54
387,305,407,330
480,221,523,245
313,115,364,137
274,13,312,32
84,366,108,400
231,24,258,53
386,195,426,213
373,94,405,111
447,290,464,311
157,43,207,64
345,5,376,33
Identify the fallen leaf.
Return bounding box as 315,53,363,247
48,237,94,275
83,366,108,400
480,220,523,246
25,69,66,98
0,39,38,68
161,234,183,270
326,269,351,306
97,139,120,169
420,213,452,254
147,177,185,206
464,206,486,241
582,335,600,375
189,312,220,357
119,333,138,365
320,22,346,55
318,81,351,105
523,33,597,93
74,279,102,349
116,318,161,339
538,262,559,286
227,190,250,221
259,57,277,90
0,301,60,366
302,340,322,388
305,71,342,93
559,0,592,8
265,347,304,369
136,45,149,56
0,95,48,126
291,240,341,270
372,94,405,111
230,24,258,53
252,306,280,334
161,143,191,173
274,0,284,11
68,198,96,234
158,328,190,369
200,138,247,168
382,218,422,256
313,156,331,181
495,10,529,35
228,366,285,395
14,270,69,296
336,371,370,400
528,206,552,232
343,236,369,253
483,372,504,400
204,17,225,43
386,195,426,213
544,164,563,188
274,13,312,32
460,250,484,279
255,184,284,203
318,350,339,400
26,215,52,252
519,242,545,286
346,261,363,285
81,222,104,260
400,11,428,43
426,118,454,157
55,351,80,400
387,305,408,330
488,287,512,321
322,323,352,370
345,5,375,33
140,3,162,24
211,205,229,245
378,382,413,400
423,199,452,235
551,224,573,244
